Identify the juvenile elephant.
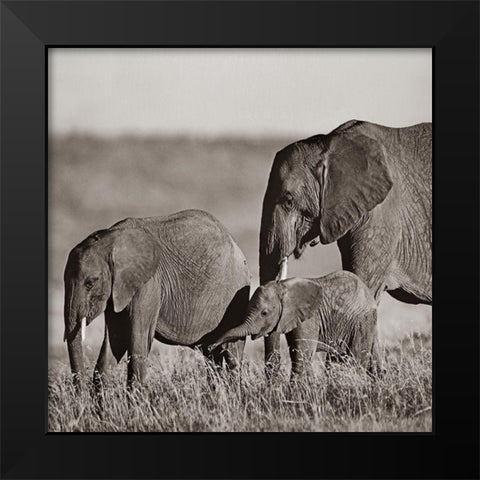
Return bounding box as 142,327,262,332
63,209,250,388
259,120,431,372
209,272,382,378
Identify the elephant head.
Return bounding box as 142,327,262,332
208,279,318,349
63,227,160,381
259,120,393,284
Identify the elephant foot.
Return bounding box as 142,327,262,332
92,391,106,418
69,369,86,392
92,370,110,416
127,353,148,389
223,350,241,371
93,369,106,390
367,361,386,380
205,364,224,391
265,352,282,382
289,365,314,385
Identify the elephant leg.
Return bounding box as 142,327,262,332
93,325,115,393
264,332,282,380
127,331,152,388
92,326,114,415
127,292,159,389
217,285,248,372
349,311,384,377
350,327,374,370
93,304,129,391
201,346,224,390
367,338,385,379
223,339,245,371
105,304,130,363
286,320,318,380
324,351,333,376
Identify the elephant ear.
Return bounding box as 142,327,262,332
317,129,393,244
110,229,161,313
274,279,318,334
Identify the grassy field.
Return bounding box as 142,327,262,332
49,134,432,432
48,333,431,432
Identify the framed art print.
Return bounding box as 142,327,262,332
49,47,432,434
1,1,478,479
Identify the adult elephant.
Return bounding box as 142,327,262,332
63,209,250,388
259,120,431,372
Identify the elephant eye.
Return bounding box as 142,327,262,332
261,309,268,316
85,277,98,290
284,195,294,210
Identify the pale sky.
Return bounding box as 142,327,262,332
49,48,431,137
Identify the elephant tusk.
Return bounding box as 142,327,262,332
276,257,288,281
81,317,86,342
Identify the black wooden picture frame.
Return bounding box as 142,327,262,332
1,1,478,478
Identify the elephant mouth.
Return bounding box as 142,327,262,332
251,331,271,341
294,235,318,259
294,222,320,259
293,243,307,259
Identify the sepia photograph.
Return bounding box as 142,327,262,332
48,48,432,432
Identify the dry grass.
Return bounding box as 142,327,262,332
48,333,431,432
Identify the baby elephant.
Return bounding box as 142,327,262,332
210,271,382,378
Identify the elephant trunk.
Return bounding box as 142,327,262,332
259,223,281,285
67,327,85,384
64,286,85,384
259,250,288,285
259,201,291,285
209,318,258,352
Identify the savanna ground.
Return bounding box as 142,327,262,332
49,134,432,432
48,333,431,432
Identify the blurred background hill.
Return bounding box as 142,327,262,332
49,49,432,359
